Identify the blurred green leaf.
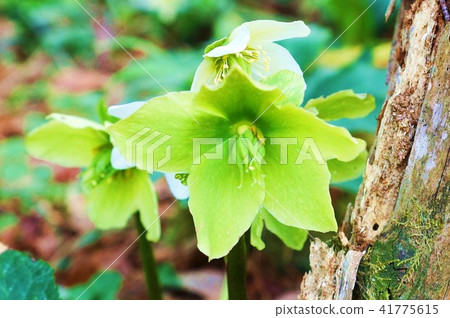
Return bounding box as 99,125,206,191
50,91,104,121
0,250,59,300
77,229,103,248
113,50,202,101
334,176,363,194
302,0,376,44
60,271,122,300
24,112,49,134
6,81,48,110
280,24,333,70
0,137,67,209
0,213,18,232
0,138,28,182
157,263,182,289
0,0,95,59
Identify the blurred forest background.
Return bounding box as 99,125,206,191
0,0,395,299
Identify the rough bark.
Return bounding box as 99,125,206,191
299,0,449,300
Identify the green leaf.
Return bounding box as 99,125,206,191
334,177,363,194
187,139,265,259
77,229,103,248
157,263,182,289
0,250,59,300
258,104,366,162
0,213,18,233
262,143,337,232
108,92,232,173
250,213,265,250
26,118,109,168
86,169,160,242
60,271,122,300
328,149,368,183
112,50,202,101
261,70,306,106
304,90,375,121
261,208,308,250
0,137,67,208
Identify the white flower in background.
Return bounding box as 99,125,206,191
108,101,190,200
191,20,310,91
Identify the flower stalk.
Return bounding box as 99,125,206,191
134,212,162,300
226,235,248,300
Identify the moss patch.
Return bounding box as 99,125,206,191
357,199,445,299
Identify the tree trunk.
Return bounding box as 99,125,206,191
299,0,449,300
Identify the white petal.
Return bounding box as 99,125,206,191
110,147,135,170
244,20,310,43
191,58,216,91
251,42,301,80
108,101,147,119
165,173,189,200
204,25,250,57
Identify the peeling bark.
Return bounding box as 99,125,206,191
299,239,345,300
299,0,449,300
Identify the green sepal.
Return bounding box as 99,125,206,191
261,208,308,250
26,115,109,168
250,213,265,250
258,104,366,162
187,139,265,259
304,90,375,121
86,169,160,242
108,92,232,173
328,149,368,183
261,70,306,107
250,208,308,251
261,142,337,232
195,67,285,123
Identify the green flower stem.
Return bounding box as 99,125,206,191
226,235,248,300
134,212,162,300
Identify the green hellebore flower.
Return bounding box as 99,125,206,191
25,113,160,242
109,68,367,259
191,20,310,91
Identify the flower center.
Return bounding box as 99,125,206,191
237,124,265,146
234,124,266,187
212,46,270,84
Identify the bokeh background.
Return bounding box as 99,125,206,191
0,0,395,299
